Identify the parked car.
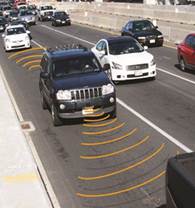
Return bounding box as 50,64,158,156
91,36,156,83
18,9,36,25
2,24,31,51
121,20,163,47
0,16,8,32
177,33,195,71
39,44,116,126
51,11,71,26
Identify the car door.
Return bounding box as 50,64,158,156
92,40,108,68
182,35,195,66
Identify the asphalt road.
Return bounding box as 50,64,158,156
1,21,195,208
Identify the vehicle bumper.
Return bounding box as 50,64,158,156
54,94,116,119
55,20,71,25
138,37,164,46
5,41,31,51
111,65,156,81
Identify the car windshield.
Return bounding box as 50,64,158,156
10,11,18,16
3,6,11,10
7,27,25,35
109,39,144,55
133,21,154,32
55,12,67,18
42,6,53,10
20,10,33,16
53,56,101,78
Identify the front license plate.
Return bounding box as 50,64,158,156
134,71,143,76
149,39,155,43
82,107,94,115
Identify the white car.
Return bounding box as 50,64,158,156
91,36,156,83
2,25,31,52
37,5,55,21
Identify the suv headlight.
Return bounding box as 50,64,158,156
157,35,163,38
102,84,114,95
112,62,122,70
150,59,155,66
56,90,71,100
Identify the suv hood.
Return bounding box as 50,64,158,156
53,71,110,91
6,33,28,41
110,51,153,65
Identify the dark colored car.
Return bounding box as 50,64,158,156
177,33,195,72
39,44,116,126
10,19,29,29
51,11,71,26
0,16,8,32
8,10,18,21
121,20,163,47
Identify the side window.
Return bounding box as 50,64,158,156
185,35,193,47
126,22,133,31
101,41,108,54
190,36,195,49
96,41,104,51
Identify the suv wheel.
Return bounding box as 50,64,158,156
110,108,117,118
51,104,63,126
179,57,186,71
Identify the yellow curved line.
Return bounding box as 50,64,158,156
23,59,41,67
79,143,164,180
80,135,149,160
28,65,41,70
16,55,43,63
81,128,138,146
76,170,165,198
82,122,125,136
83,118,117,128
85,111,105,118
8,47,45,59
84,114,110,123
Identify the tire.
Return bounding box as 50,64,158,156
110,108,117,119
41,94,48,110
179,57,186,71
51,104,63,126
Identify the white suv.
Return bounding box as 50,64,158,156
92,36,156,83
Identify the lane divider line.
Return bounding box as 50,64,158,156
16,55,43,63
8,47,45,59
84,114,110,123
76,170,165,198
80,135,149,159
81,128,137,146
78,143,164,180
83,118,117,128
34,29,193,153
82,122,125,135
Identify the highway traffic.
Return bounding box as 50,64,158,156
1,21,195,208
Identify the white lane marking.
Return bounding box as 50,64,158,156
32,39,46,49
157,67,195,86
117,98,192,153
37,25,193,153
41,25,94,46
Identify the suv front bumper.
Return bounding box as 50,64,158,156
54,93,116,119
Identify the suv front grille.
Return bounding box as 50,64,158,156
71,87,102,100
127,64,148,71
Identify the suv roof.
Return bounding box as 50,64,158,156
45,44,92,61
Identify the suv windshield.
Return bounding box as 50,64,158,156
109,40,143,55
42,6,53,10
133,20,154,32
53,56,101,78
7,27,25,35
55,12,67,18
20,10,33,16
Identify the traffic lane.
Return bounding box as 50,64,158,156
31,23,195,149
35,21,195,83
0,32,179,207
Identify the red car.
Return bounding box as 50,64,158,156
177,33,195,71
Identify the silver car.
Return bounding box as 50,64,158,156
18,10,36,25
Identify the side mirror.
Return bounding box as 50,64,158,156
103,64,110,71
26,30,31,35
40,72,49,79
143,46,148,50
155,26,158,29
